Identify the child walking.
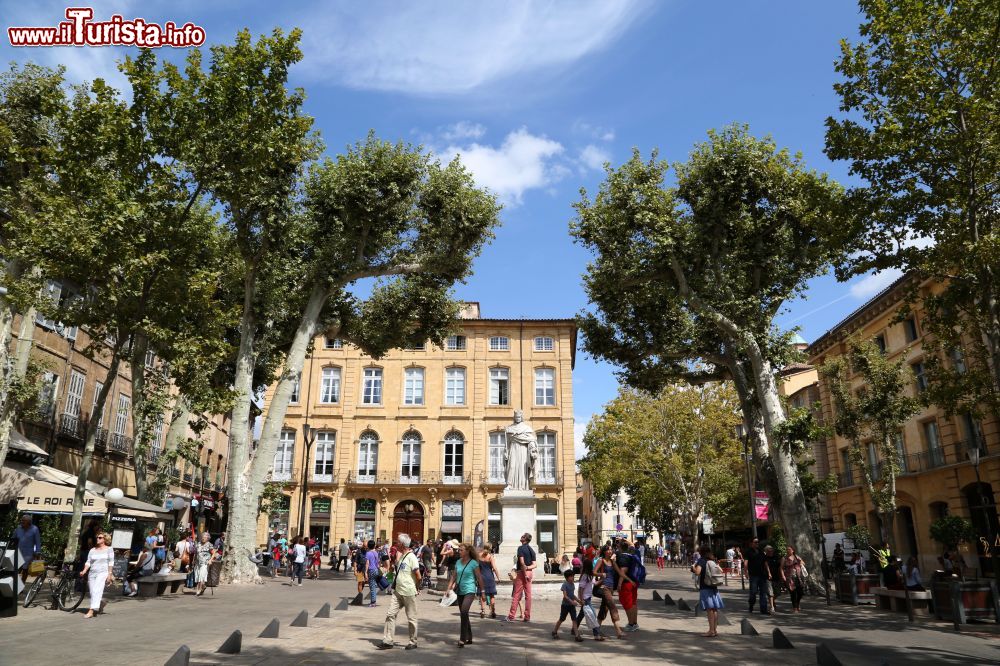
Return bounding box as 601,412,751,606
577,558,605,640
552,569,583,641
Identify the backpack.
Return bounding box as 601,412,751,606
628,553,647,586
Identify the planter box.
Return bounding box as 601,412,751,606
836,573,879,605
932,579,1000,628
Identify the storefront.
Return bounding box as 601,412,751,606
353,498,376,543
310,496,332,552
440,500,464,542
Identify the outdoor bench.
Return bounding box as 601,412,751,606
135,573,188,597
871,586,932,615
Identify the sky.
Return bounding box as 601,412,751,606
1,1,896,460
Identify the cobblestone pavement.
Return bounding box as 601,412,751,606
3,565,999,665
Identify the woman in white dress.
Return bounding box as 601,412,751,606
194,532,216,597
79,532,116,618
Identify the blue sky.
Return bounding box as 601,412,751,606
1,1,897,458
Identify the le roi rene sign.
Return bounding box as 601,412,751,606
16,480,108,513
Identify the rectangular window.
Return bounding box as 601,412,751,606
950,347,967,374
963,413,985,453
874,335,887,354
92,381,105,428
911,362,927,392
320,367,341,404
362,368,382,405
924,421,943,467
535,368,555,406
324,337,343,349
489,336,509,351
289,374,300,404
273,430,294,481
488,431,506,483
446,335,467,351
34,280,61,329
36,371,59,420
534,336,554,351
63,370,86,419
866,442,879,481
489,368,510,406
404,341,425,351
114,394,130,435
400,436,421,481
404,368,424,406
445,368,466,405
144,349,156,368
840,448,853,486
904,316,919,342
314,431,335,480
444,436,464,480
536,431,556,483
894,432,907,473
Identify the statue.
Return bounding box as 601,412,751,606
504,410,537,491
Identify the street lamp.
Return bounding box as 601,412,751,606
104,487,124,503
299,423,317,538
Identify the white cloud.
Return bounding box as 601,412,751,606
579,144,610,171
849,268,903,299
440,121,486,142
440,127,564,205
572,121,615,142
298,1,650,94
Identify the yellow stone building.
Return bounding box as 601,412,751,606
257,303,578,560
808,274,999,576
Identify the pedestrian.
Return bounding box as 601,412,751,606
780,545,808,613
79,532,115,619
903,556,925,591
213,531,226,556
365,539,381,607
847,551,865,575
571,548,582,575
833,543,846,574
355,542,370,597
376,533,422,651
477,543,500,618
612,540,640,632
882,555,904,590
746,538,770,614
501,533,536,623
552,569,583,641
193,532,216,597
693,545,725,637
307,538,321,579
184,534,198,588
289,536,307,586
336,538,350,571
447,543,483,647
656,544,665,570
577,557,604,641
764,545,781,612
594,544,625,639
125,543,156,596
13,515,41,584
733,545,744,579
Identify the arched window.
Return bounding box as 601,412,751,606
400,431,422,482
443,431,465,483
844,512,857,528
357,430,379,482
535,431,556,483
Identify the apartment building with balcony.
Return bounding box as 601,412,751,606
808,273,999,576
256,303,578,559
4,278,233,533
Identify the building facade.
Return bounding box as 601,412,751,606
256,303,578,560
5,283,233,535
808,274,999,576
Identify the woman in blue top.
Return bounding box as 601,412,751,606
447,543,484,647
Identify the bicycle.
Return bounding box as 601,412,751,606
23,558,86,612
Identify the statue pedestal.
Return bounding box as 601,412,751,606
496,488,538,569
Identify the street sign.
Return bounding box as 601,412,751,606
702,518,714,535
615,523,623,531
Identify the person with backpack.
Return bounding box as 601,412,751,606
612,540,643,633
693,545,725,637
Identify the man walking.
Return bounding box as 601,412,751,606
501,533,537,622
336,538,350,571
365,539,381,607
376,534,421,650
746,538,771,614
14,515,41,584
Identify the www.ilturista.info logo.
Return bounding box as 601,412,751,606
8,7,206,48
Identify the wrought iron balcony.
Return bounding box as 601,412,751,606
837,439,995,482
169,466,180,479
94,427,109,450
478,472,506,486
59,414,83,440
183,472,193,483
345,471,473,486
108,433,132,455
147,447,161,467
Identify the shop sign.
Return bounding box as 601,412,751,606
356,498,376,517
311,497,331,514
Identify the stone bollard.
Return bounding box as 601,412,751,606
216,630,242,655
259,617,280,639
164,646,190,666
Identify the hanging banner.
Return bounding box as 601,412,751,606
754,491,770,521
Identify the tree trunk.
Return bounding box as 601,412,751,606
0,301,38,471
221,271,261,584
63,347,122,563
224,282,327,583
130,332,151,502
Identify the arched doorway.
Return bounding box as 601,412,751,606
393,500,425,544
963,482,998,576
